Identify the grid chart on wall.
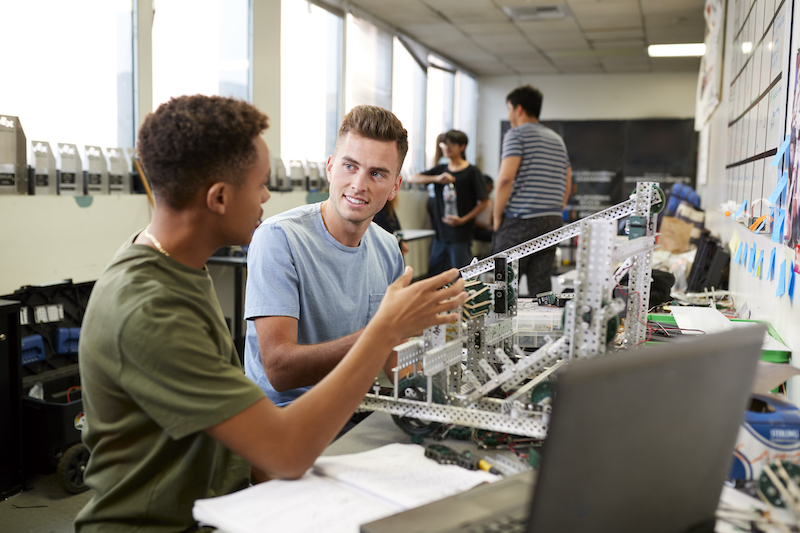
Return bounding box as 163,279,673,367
727,0,791,218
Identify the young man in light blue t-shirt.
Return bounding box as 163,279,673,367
244,106,408,406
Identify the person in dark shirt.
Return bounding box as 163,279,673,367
408,129,489,276
373,197,408,255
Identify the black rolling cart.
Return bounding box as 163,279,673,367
2,280,94,494
0,299,24,499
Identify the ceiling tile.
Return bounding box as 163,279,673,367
471,32,535,54
601,55,650,66
399,21,457,38
577,15,643,30
558,63,607,73
445,43,500,63
586,29,645,42
527,32,590,50
347,0,704,75
516,17,582,33
495,0,575,6
455,21,518,35
570,2,641,17
502,51,552,64
424,0,494,9
649,56,702,72
566,0,637,4
551,56,603,66
422,0,508,22
466,60,518,75
592,37,645,50
423,32,477,48
515,64,560,74
644,10,704,27
647,25,705,44
640,0,705,16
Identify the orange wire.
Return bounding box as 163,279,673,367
66,385,82,403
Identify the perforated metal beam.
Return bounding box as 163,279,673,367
459,183,662,280
358,395,548,438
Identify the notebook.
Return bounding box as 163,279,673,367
361,324,766,533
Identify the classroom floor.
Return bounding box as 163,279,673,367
1,473,92,533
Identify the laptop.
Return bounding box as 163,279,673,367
361,324,766,533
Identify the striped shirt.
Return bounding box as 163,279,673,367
502,122,570,218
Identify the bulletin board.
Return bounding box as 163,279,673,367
725,0,790,220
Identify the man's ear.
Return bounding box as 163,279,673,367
206,182,229,215
387,175,403,202
325,155,334,183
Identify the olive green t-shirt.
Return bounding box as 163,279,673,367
75,237,265,533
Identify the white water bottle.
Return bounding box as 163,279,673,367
443,183,458,218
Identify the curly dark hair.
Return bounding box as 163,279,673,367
335,105,408,174
506,85,543,119
137,95,269,209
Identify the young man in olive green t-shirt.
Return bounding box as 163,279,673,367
75,95,468,533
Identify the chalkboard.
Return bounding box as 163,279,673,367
500,119,697,221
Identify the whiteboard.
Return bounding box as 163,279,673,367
726,0,791,219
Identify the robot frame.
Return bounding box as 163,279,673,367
358,182,665,439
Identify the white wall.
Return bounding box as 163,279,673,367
476,72,698,174
699,8,800,404
0,196,153,295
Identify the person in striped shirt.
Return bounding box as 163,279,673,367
492,85,572,297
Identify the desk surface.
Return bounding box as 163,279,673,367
324,411,519,464
324,412,412,456
399,229,435,241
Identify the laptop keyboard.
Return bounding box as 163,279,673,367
458,515,527,533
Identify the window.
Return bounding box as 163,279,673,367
0,0,134,148
392,37,426,174
280,0,342,165
152,0,251,108
425,62,455,168
345,13,392,111
454,72,478,165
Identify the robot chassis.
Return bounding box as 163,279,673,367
359,182,665,439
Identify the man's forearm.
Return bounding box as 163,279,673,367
409,173,435,184
563,166,572,208
263,329,362,392
461,199,490,224
493,181,513,228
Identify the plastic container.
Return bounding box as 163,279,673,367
443,183,458,218
515,299,564,348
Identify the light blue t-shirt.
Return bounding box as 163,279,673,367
244,203,404,406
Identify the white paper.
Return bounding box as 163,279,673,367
313,443,499,509
752,361,800,393
192,443,499,533
669,307,788,352
193,473,400,533
670,306,733,334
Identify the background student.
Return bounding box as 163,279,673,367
409,129,489,275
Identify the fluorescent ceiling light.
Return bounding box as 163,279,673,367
647,43,706,57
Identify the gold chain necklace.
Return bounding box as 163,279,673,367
142,227,170,257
